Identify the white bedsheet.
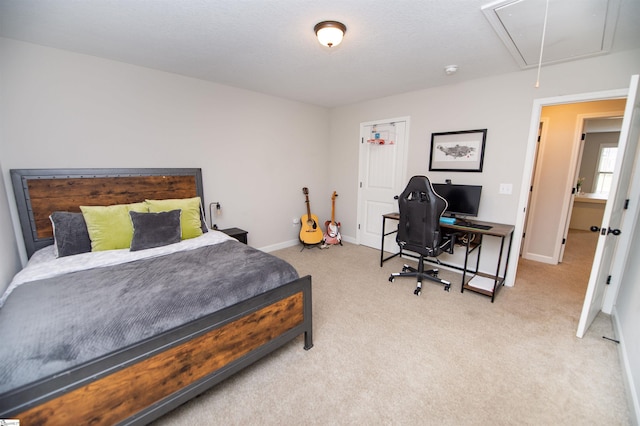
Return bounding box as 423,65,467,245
0,230,235,308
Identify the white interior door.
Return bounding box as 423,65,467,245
577,74,640,338
521,120,546,255
558,122,587,263
357,118,408,250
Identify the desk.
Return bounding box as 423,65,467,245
380,213,514,302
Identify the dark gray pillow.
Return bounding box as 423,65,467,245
199,201,208,234
49,211,92,257
129,209,182,252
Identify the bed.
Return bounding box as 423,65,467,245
0,168,313,425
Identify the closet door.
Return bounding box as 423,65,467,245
357,118,408,250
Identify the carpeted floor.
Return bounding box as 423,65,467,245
153,229,630,425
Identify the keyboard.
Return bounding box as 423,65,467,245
440,218,493,230
448,220,492,230
464,223,492,230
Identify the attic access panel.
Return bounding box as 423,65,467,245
482,0,620,68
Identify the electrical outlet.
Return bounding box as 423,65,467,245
499,183,513,195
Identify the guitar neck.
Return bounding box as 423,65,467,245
330,191,338,225
302,188,314,222
331,199,335,225
306,197,312,219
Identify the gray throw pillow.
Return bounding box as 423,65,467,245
50,211,92,257
129,209,182,251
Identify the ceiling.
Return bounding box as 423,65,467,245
1,0,639,108
585,117,623,133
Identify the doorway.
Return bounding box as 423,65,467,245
509,76,640,338
518,105,626,335
521,100,626,265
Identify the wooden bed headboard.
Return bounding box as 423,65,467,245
10,168,204,258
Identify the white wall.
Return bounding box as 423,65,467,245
329,49,640,276
614,205,640,423
0,38,331,276
0,161,21,292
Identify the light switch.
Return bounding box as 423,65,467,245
499,183,513,195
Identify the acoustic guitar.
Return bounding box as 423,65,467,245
300,187,324,245
323,191,342,245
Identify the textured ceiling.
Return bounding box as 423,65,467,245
1,0,639,107
483,0,622,67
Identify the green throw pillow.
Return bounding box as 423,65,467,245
80,202,148,251
145,197,204,240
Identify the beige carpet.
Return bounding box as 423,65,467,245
153,230,630,425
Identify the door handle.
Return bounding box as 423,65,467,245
590,226,621,236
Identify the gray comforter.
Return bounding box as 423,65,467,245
0,240,298,393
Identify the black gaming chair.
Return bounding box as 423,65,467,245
388,176,454,295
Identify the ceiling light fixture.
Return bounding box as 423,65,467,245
314,21,347,48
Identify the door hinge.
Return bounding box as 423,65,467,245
624,199,630,209
530,185,533,192
606,275,612,285
359,182,362,188
522,232,526,238
361,137,364,144
581,133,586,141
562,238,566,245
572,187,576,194
358,224,361,230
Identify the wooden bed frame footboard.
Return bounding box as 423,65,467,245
0,274,313,425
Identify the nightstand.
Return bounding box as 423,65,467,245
219,227,248,244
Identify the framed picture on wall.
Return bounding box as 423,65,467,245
429,129,487,172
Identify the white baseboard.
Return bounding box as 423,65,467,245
612,306,640,426
521,252,556,264
258,239,300,253
259,235,356,253
341,235,356,244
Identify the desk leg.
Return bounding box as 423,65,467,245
475,234,482,274
490,231,514,302
460,232,471,292
380,216,401,266
502,232,514,281
380,216,386,267
490,236,507,302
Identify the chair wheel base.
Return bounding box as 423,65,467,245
388,264,451,296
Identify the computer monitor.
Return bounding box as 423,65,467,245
431,183,482,218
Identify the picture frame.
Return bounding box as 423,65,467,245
429,129,487,172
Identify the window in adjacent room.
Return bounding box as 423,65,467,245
593,143,617,193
